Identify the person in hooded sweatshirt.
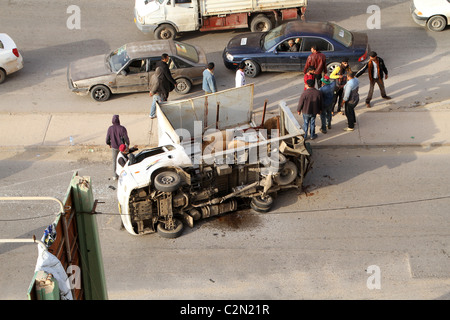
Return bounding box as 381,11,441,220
106,114,130,180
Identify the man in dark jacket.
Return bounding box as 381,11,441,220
355,51,391,108
155,53,177,98
297,79,322,140
106,115,130,180
149,67,168,119
319,75,335,133
303,45,327,88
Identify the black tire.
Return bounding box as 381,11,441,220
155,24,177,40
154,170,181,192
251,195,273,209
157,218,184,238
244,60,261,78
327,62,341,75
427,16,447,32
250,201,271,213
0,69,6,84
174,78,192,94
274,160,298,186
250,14,273,32
91,85,111,101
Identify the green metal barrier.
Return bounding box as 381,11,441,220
26,172,108,300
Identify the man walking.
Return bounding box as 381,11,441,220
319,75,335,133
156,53,177,99
303,45,327,88
297,79,322,140
355,51,391,108
106,115,130,180
148,67,168,119
203,62,217,94
341,71,360,132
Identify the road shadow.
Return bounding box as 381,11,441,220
0,39,110,94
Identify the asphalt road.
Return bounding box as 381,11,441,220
0,147,449,300
0,0,449,115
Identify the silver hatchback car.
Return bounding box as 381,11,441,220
67,40,207,101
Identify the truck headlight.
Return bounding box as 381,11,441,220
226,53,234,61
136,13,144,24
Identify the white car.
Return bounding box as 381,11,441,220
0,33,23,84
411,0,450,32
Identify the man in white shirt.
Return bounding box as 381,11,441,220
235,61,246,88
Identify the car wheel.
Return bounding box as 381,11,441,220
91,85,111,101
155,24,177,40
244,60,261,78
174,78,192,94
157,218,184,239
0,69,6,84
154,171,181,192
327,62,341,75
250,14,273,32
427,16,447,32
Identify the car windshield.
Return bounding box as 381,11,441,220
174,41,199,63
331,23,352,47
108,44,130,73
262,24,287,51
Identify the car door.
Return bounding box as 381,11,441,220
299,37,334,70
115,58,149,93
164,0,199,32
274,37,302,72
260,37,300,72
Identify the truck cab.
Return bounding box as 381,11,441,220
134,0,199,38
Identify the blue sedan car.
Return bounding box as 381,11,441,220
223,21,370,77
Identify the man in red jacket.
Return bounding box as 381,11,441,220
303,45,327,88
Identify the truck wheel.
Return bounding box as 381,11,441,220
155,24,177,40
427,16,447,32
251,195,273,209
274,161,298,186
154,171,181,192
157,218,184,238
91,85,111,101
250,201,271,213
250,14,273,32
174,78,192,94
0,69,6,84
244,60,261,78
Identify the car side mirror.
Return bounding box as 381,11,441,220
120,70,127,76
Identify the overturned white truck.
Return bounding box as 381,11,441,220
116,84,312,238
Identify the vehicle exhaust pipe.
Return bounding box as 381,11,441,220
199,199,238,219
